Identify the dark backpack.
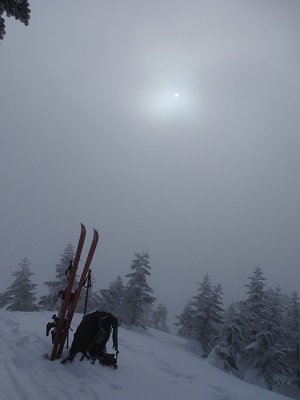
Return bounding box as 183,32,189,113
62,311,119,368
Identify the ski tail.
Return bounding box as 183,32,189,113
56,229,99,359
50,224,86,361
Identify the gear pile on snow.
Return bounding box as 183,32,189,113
62,311,119,368
46,224,99,361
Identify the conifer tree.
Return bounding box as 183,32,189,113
243,264,267,343
244,266,290,389
122,251,155,327
0,0,30,42
97,275,124,323
5,257,38,311
150,303,169,332
209,302,246,373
175,299,197,339
192,274,224,354
176,274,224,355
265,286,288,347
39,243,75,311
286,291,300,388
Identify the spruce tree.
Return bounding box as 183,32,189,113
122,251,155,327
150,303,169,332
39,243,76,311
97,276,124,323
192,274,224,354
175,299,197,338
244,266,290,389
243,265,268,342
5,257,38,311
209,302,246,373
176,274,224,355
286,291,300,388
0,0,30,42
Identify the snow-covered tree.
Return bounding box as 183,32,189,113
150,303,169,332
97,275,124,323
243,267,290,389
209,302,246,373
175,299,197,338
192,274,224,354
286,291,300,388
176,274,224,355
5,257,38,311
265,286,288,347
243,265,268,342
122,251,156,327
210,283,224,332
39,243,76,311
0,0,30,42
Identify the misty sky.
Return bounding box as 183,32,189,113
1,0,300,320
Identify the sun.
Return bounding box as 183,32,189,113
174,92,179,98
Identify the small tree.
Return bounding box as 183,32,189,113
150,303,169,332
39,243,75,311
123,251,156,327
5,257,38,311
97,276,124,323
175,299,197,338
0,0,30,42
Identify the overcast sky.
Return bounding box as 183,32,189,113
1,0,300,320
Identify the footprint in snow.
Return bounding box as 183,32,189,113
15,336,30,347
110,383,122,390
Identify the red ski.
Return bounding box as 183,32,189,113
49,223,87,361
55,228,99,360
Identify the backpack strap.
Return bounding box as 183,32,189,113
111,316,119,353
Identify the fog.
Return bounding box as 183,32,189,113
1,0,300,320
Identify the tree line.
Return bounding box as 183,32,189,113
0,243,169,333
1,243,300,392
176,265,300,391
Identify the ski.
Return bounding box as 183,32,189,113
49,223,86,361
55,228,99,360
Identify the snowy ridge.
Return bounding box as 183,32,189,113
0,311,296,400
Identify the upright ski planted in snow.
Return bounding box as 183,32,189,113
49,223,87,361
55,228,99,360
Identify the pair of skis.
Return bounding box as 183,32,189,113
50,224,99,361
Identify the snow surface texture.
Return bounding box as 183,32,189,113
0,311,298,400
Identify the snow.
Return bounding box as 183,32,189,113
0,310,298,400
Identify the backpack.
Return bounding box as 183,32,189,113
62,311,119,368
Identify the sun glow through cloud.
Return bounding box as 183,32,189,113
135,86,202,126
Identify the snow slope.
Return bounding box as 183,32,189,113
0,310,298,400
